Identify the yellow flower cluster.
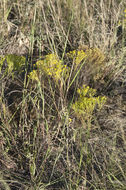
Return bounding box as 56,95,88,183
67,48,105,70
67,50,87,65
28,70,39,81
29,53,68,82
72,85,106,118
67,48,105,82
77,85,96,97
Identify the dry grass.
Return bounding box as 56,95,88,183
0,0,126,190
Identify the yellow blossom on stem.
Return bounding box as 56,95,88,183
72,85,106,119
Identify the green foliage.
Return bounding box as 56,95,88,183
0,54,26,76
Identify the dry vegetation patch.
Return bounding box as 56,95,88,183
0,0,126,190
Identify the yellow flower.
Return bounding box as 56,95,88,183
75,50,87,65
36,53,67,82
29,70,39,81
67,50,87,66
72,85,106,119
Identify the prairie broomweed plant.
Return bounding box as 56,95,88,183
36,53,67,82
67,47,106,84
28,69,39,81
67,50,87,66
72,85,106,119
67,48,105,66
29,53,68,82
